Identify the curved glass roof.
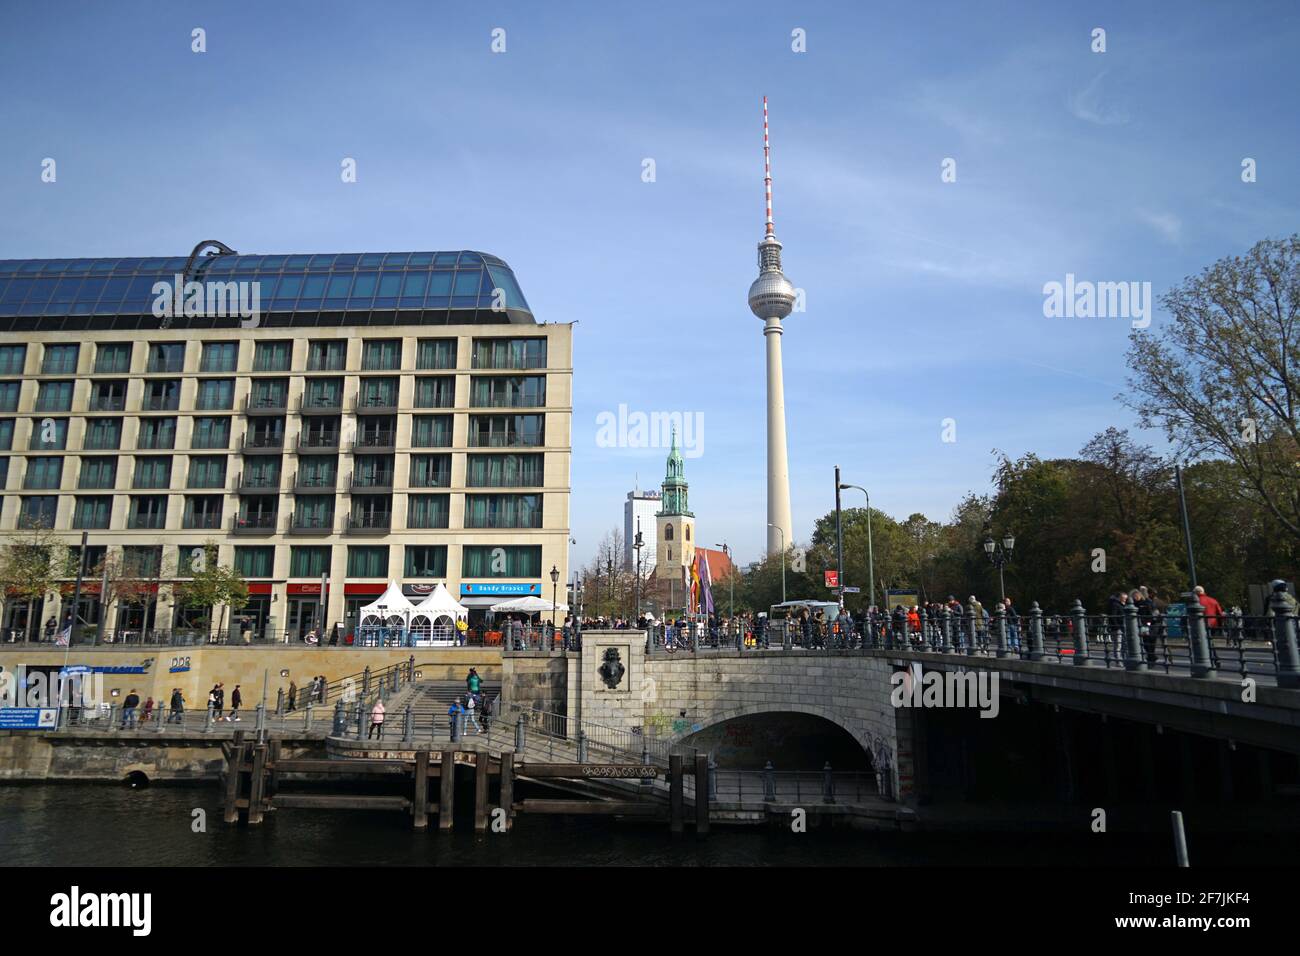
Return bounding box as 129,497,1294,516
0,250,531,319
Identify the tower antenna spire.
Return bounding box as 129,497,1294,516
763,95,774,238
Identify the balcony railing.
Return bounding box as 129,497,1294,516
411,471,453,489
82,434,122,451
293,471,336,493
287,514,335,536
141,395,181,412
306,355,347,372
231,513,277,536
345,513,392,534
41,359,79,375
352,432,396,452
350,471,394,492
297,433,340,451
94,357,132,374
146,358,185,374
352,394,399,413
237,471,281,491
297,393,343,412
0,357,27,375
244,393,288,414
241,433,285,453
136,433,176,451
183,512,224,530
88,396,126,412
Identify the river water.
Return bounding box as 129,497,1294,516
0,783,1287,866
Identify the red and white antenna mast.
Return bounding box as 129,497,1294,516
763,95,774,238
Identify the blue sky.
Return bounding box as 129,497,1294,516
2,1,1298,567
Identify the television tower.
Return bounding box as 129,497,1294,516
747,96,796,556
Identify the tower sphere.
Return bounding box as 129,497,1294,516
748,268,796,320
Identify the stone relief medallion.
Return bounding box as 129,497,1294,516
598,647,626,690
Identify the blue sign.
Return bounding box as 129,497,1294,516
460,583,541,597
59,665,92,677
0,708,58,730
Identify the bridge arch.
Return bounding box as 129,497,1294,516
665,702,884,773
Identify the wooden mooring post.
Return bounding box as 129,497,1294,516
247,744,268,825
695,753,710,835
439,750,455,831
670,753,684,834
412,750,429,830
474,753,490,832
498,752,514,832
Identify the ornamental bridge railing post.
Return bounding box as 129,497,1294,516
1271,589,1300,689
965,602,978,656
993,602,1009,659
1186,597,1216,679
940,606,955,654
1028,602,1046,661
1123,601,1146,672
1071,599,1093,666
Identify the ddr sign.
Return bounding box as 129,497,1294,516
0,708,58,730
824,570,839,588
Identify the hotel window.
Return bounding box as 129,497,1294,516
147,343,185,373
464,493,542,529
470,376,545,408
355,416,394,448
0,419,13,450
0,458,7,489
411,415,452,448
304,378,343,409
414,376,455,409
29,417,68,450
404,545,447,578
300,417,340,447
123,546,162,578
183,496,224,529
35,380,74,412
406,494,449,529
196,379,234,410
472,337,546,370
350,496,390,528
234,546,275,579
246,418,285,446
250,378,288,408
19,496,58,528
462,545,541,578
244,458,282,488
24,457,63,490
70,544,107,575
133,457,171,489
90,380,126,412
72,496,111,530
0,344,27,375
79,457,117,489
253,340,292,372
177,545,208,577
467,453,543,487
187,456,227,489
417,338,457,370
290,546,331,578
0,381,20,412
358,377,397,408
347,546,388,578
409,454,451,488
353,455,392,488
191,416,231,450
468,414,544,448
95,343,132,374
41,343,79,375
296,456,335,488
137,417,177,450
128,496,168,529
293,496,334,530
85,416,123,450
307,340,346,371
142,379,180,411
361,339,401,371
200,342,238,373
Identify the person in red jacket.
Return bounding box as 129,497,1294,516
1194,585,1224,629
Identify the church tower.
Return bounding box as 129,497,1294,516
655,428,695,577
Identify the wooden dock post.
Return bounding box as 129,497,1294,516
247,744,268,825
267,740,282,804
412,750,429,830
670,753,684,834
498,753,514,831
438,750,455,831
694,753,710,835
474,753,489,832
222,738,245,824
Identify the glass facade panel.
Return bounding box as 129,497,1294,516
407,494,450,529
234,546,274,578
79,457,117,489
411,415,452,448
415,376,455,408
290,546,330,578
468,414,544,448
30,417,68,450
347,546,388,578
466,453,543,487
200,342,237,373
463,493,542,529
416,338,456,370
470,375,545,408
72,496,111,529
404,545,447,578
196,378,234,410
462,545,541,578
191,417,230,449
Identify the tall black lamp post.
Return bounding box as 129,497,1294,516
633,522,644,621
983,532,1016,603
550,565,560,632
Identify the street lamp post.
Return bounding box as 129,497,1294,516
767,523,786,604
714,543,734,619
983,531,1016,603
633,522,644,622
550,565,560,633
838,483,874,611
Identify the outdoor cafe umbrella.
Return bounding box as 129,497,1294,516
488,595,569,615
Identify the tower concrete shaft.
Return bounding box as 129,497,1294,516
764,316,793,556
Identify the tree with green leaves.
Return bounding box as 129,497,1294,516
0,522,76,634
172,543,249,639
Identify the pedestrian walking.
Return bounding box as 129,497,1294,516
142,696,154,724
121,689,140,729
169,688,185,724
448,697,464,742
480,693,492,734
229,685,242,722
368,699,385,739
287,680,297,712
465,693,481,734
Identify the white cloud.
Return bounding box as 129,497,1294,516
1068,71,1130,126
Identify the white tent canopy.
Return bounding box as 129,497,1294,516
358,580,417,627
410,583,468,627
490,595,568,615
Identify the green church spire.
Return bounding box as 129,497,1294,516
657,426,693,517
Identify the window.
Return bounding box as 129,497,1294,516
19,496,58,528
237,496,277,526
349,496,390,528
686,526,691,540
304,378,342,409
665,524,674,541
293,495,334,530
409,454,451,488
307,340,346,371
123,546,162,578
250,378,287,408
253,340,292,372
0,458,7,489
0,381,20,412
133,457,172,489
415,376,455,408
468,414,544,448
200,342,238,373
147,343,185,373
79,457,117,489
464,493,542,529
472,337,546,370
177,545,211,577
462,545,541,578
466,453,543,487
355,416,394,448
29,418,68,450
358,377,397,409
0,419,13,450
411,415,452,448
417,338,457,370
243,458,282,488
299,417,340,448
404,545,447,578
295,456,334,488
245,418,284,447
24,457,62,490
35,381,74,412
142,379,180,411
0,344,27,375
183,496,224,529
233,546,274,574
470,375,545,408
70,544,107,575
72,496,111,529
290,546,331,578
42,343,79,375
137,417,176,449
90,380,127,412
347,546,388,578
407,494,449,529
191,417,230,450
196,379,234,410
187,456,227,489
361,339,401,370
95,343,131,374
128,496,167,529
